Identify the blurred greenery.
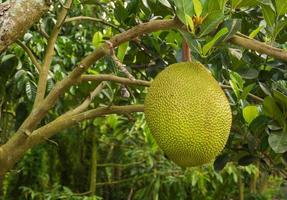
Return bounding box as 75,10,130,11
0,0,287,199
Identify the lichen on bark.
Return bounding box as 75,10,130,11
0,0,50,54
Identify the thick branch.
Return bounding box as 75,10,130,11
0,104,144,175
229,33,287,62
0,0,50,53
15,19,180,134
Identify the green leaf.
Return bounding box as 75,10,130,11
268,132,287,153
208,0,228,12
261,4,276,27
238,155,257,166
243,106,259,125
229,79,240,98
230,71,244,89
236,0,259,8
25,81,37,101
241,83,255,100
185,14,195,33
275,0,287,15
249,115,269,134
221,19,242,41
192,0,203,16
249,25,264,38
117,42,129,62
174,0,194,23
231,0,242,9
202,27,228,56
273,90,287,109
199,11,224,37
213,154,229,172
159,0,172,8
92,32,103,48
263,96,285,127
274,21,287,39
180,31,201,54
239,68,259,79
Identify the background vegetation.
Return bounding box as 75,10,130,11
0,0,287,199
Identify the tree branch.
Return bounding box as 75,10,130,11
30,105,144,146
0,0,50,54
16,40,41,72
68,82,106,115
65,16,121,32
221,84,264,102
0,104,144,174
80,74,151,86
229,33,287,62
33,0,72,108
15,19,180,134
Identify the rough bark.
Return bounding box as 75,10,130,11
0,0,50,54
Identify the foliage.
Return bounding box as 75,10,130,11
0,0,287,199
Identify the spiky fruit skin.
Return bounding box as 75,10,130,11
144,62,232,167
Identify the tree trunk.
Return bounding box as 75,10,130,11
89,132,98,195
0,175,4,198
238,171,244,200
0,0,50,54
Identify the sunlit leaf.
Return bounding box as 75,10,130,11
202,27,228,56
92,32,103,48
249,25,264,38
192,0,203,16
117,42,129,62
243,105,259,125
275,0,287,15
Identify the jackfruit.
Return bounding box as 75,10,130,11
144,62,232,167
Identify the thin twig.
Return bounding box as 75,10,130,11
97,160,145,168
16,40,41,72
105,41,136,80
65,16,121,32
221,84,264,102
68,82,107,115
80,74,151,87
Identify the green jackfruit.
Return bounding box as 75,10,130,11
144,62,232,167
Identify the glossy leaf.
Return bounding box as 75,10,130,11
243,106,260,125
117,42,129,62
92,32,103,48
268,132,287,153
249,25,264,39
261,4,276,27
174,0,194,23
202,27,228,56
273,90,287,108
199,11,224,37
185,14,195,33
192,0,203,17
241,83,255,100
263,96,285,127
